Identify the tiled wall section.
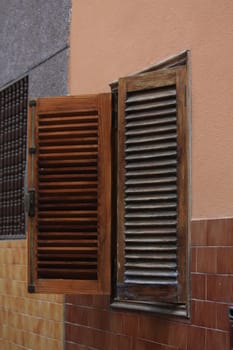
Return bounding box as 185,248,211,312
65,217,233,350
0,239,64,350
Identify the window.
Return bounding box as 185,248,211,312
0,76,28,239
27,52,190,315
112,64,190,316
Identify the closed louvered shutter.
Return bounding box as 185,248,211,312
27,94,111,294
117,67,188,304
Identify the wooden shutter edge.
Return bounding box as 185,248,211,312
176,66,190,303
96,93,112,295
117,78,127,285
27,99,38,293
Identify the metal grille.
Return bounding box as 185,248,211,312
0,77,28,238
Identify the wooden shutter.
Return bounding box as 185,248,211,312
117,66,188,304
27,94,111,294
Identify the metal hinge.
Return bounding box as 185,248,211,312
29,99,37,108
28,284,35,293
29,147,36,154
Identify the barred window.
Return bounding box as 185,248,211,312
0,76,28,239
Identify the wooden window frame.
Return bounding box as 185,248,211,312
111,51,191,317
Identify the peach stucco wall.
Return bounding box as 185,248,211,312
69,0,233,219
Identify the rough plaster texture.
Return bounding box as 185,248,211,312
29,47,69,97
0,0,70,94
70,0,233,219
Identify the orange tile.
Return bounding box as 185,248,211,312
49,302,63,321
47,338,63,350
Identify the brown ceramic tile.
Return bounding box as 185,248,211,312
92,295,110,309
95,331,132,350
187,326,205,350
207,218,233,246
205,329,228,350
66,323,80,344
135,339,163,350
196,247,217,273
116,334,133,350
191,220,208,246
122,312,139,336
93,329,108,349
65,294,77,305
66,342,88,350
167,321,187,349
192,300,216,328
161,344,184,350
217,247,233,274
66,304,88,325
191,247,197,273
216,303,230,331
138,315,169,344
191,273,206,300
67,295,93,307
86,308,109,330
66,324,94,346
207,275,233,302
108,311,124,334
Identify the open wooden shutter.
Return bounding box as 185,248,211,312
116,66,188,304
27,94,111,294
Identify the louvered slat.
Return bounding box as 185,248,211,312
124,83,178,286
37,110,99,280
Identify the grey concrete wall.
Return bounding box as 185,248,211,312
0,0,70,96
